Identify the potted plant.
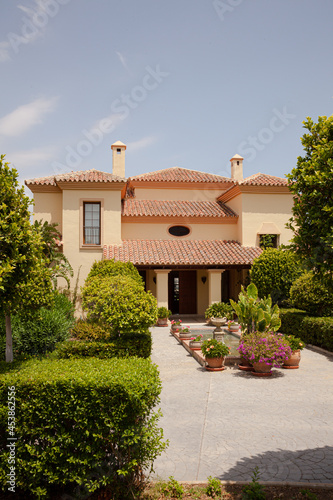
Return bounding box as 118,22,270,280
170,319,182,333
156,307,172,327
178,326,192,340
201,338,230,369
205,302,233,325
228,320,240,333
189,334,203,350
238,332,292,376
282,335,305,369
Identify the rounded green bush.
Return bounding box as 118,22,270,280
250,248,302,304
82,275,158,333
86,259,144,287
290,272,333,316
70,319,112,341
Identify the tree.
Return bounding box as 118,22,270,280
250,248,302,305
287,115,333,285
0,155,53,362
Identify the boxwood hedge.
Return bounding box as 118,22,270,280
280,308,333,352
0,357,167,499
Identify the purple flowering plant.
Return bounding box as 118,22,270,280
237,332,292,367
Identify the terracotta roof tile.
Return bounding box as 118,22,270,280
26,168,126,186
122,199,237,218
239,173,288,186
103,239,261,266
129,167,235,184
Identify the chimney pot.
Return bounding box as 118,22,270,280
230,154,243,181
111,141,126,178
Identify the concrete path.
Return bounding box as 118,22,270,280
150,324,333,484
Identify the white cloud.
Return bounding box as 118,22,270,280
0,97,58,137
0,41,11,62
127,136,157,151
7,146,56,170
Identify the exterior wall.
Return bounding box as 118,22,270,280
134,187,225,202
225,195,243,243
62,189,122,288
33,192,63,233
241,193,294,247
122,221,238,241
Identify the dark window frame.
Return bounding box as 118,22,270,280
168,225,191,237
83,202,101,245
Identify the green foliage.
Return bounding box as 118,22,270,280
250,248,302,305
241,467,266,500
86,258,144,287
161,476,184,499
280,308,333,352
205,302,233,320
33,220,73,289
70,319,112,341
287,115,333,286
157,307,172,319
301,489,318,500
259,234,276,249
290,271,333,316
54,331,152,359
82,275,158,334
0,357,167,499
230,284,281,335
0,155,54,361
201,338,230,358
284,334,306,352
205,476,222,498
0,292,74,359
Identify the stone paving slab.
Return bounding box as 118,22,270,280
150,326,333,484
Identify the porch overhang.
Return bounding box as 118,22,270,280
103,239,262,267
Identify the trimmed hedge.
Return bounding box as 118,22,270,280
289,271,333,316
0,357,167,499
70,319,112,342
86,259,144,287
280,308,333,352
55,332,152,359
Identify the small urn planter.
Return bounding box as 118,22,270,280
228,322,240,333
282,349,301,369
189,340,203,350
157,318,169,327
179,331,192,340
252,361,273,377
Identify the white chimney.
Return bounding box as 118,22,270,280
111,141,126,178
230,154,243,181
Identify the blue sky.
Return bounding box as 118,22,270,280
0,0,332,189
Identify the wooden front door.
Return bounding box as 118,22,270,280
179,271,197,314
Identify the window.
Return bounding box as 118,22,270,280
259,234,278,249
83,202,101,245
168,225,190,237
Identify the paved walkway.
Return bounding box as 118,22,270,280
150,323,333,484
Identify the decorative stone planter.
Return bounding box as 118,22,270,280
189,340,203,350
157,318,169,327
282,349,301,369
179,331,192,340
229,324,240,333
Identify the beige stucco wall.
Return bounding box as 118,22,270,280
122,221,238,241
225,195,243,243
134,187,226,202
33,192,63,233
62,189,122,289
241,192,294,247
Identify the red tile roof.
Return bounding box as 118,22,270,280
25,169,126,186
122,199,237,218
129,167,235,184
103,239,261,266
239,173,288,186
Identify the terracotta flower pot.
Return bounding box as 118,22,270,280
205,356,225,369
283,349,301,369
157,318,168,327
252,361,272,374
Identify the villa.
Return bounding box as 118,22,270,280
25,141,294,315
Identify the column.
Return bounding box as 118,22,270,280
154,269,171,309
207,269,224,305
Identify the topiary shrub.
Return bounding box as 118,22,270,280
205,302,233,320
0,292,75,359
0,357,167,499
157,307,172,319
82,275,158,334
279,308,307,336
70,319,112,342
250,248,302,305
55,332,152,359
289,271,333,316
86,259,144,287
